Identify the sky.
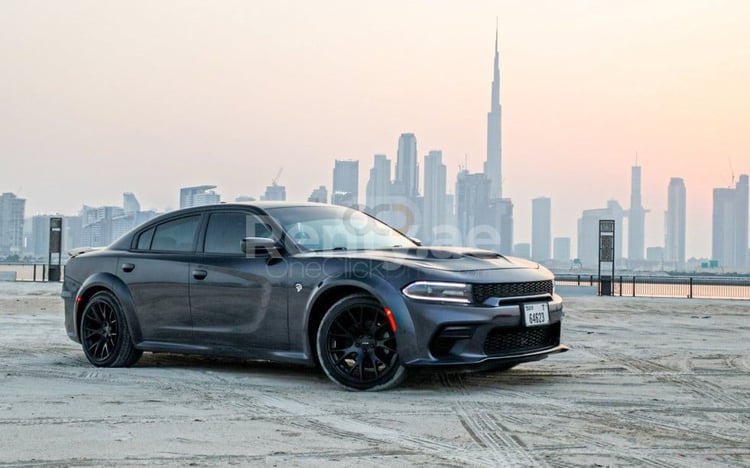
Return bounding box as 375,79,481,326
1,0,749,259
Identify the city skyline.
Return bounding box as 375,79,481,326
5,169,749,267
2,1,749,259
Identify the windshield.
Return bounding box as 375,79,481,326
266,205,415,251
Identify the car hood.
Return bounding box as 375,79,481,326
298,246,541,272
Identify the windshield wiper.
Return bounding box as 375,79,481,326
310,246,348,252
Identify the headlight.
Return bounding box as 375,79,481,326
402,281,472,304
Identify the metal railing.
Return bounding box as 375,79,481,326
555,273,750,300
0,263,64,282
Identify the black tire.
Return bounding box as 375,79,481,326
316,294,407,391
79,291,142,367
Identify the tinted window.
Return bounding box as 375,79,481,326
136,227,155,250
266,205,413,251
151,215,201,252
204,212,273,254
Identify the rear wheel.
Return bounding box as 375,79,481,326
80,291,142,367
317,294,406,391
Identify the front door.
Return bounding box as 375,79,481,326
189,211,289,352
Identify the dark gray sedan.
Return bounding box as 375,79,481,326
62,202,567,390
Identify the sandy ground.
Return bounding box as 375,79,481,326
0,282,748,467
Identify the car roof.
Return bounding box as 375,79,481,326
218,201,331,210
108,202,352,249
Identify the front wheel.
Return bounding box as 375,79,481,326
316,294,407,391
80,291,142,367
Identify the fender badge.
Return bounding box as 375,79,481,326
295,283,303,293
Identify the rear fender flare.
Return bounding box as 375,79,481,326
75,273,143,344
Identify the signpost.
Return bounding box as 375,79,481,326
48,217,62,282
598,220,615,296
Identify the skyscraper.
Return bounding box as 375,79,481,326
735,174,749,267
30,215,51,258
365,154,391,211
394,133,418,199
261,184,286,201
307,186,328,203
422,150,447,244
483,24,502,199
80,205,125,248
456,170,512,252
553,237,571,262
628,165,647,261
123,192,141,214
332,159,359,207
712,174,750,268
0,192,25,256
531,197,551,261
664,177,686,268
455,170,491,247
453,24,513,251
180,185,220,209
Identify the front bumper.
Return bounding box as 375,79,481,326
400,293,567,368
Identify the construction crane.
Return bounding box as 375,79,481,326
272,168,283,187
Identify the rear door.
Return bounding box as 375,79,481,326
118,214,202,344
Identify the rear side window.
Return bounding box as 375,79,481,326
203,212,273,254
136,227,155,250
150,215,201,252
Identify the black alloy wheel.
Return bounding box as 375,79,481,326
317,294,406,391
80,291,142,367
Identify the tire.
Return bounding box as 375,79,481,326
79,291,142,367
316,294,407,391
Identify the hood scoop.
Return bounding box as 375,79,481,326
463,251,504,260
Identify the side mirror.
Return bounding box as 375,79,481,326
241,237,278,256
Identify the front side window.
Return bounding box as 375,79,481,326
203,212,273,254
150,215,201,252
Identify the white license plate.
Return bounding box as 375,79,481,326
523,303,549,327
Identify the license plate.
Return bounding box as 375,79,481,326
523,303,549,327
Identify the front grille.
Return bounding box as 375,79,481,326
483,322,560,356
472,280,553,303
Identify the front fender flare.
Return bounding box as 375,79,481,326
302,275,420,363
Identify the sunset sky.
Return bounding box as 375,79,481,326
1,0,748,259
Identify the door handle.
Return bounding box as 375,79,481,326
121,263,135,273
192,269,208,280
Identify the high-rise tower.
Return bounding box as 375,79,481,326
713,174,750,268
394,133,418,199
664,178,686,268
483,23,503,199
366,154,392,211
332,159,359,207
628,165,647,261
735,174,749,267
532,197,552,261
423,150,447,244
0,192,25,256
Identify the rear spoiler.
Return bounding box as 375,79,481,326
68,247,101,258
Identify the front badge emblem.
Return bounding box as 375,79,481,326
295,283,303,293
